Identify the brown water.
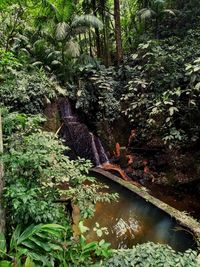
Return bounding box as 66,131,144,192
85,174,196,252
144,182,200,221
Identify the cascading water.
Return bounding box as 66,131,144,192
58,98,140,184
58,98,109,166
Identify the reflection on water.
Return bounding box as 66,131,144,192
85,174,196,252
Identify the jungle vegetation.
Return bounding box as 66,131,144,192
0,0,200,266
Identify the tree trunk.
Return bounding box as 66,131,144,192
92,0,102,58
104,15,111,66
88,30,93,57
114,0,123,65
0,110,5,234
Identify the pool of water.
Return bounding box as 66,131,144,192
85,174,196,252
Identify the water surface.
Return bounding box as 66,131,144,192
85,174,196,252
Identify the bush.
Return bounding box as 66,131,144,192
2,111,117,228
102,242,199,267
120,30,200,148
0,69,58,114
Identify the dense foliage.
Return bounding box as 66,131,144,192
120,30,200,148
0,0,200,266
0,109,117,266
2,110,117,226
103,242,199,267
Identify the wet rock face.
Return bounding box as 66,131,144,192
58,98,109,166
43,100,61,133
43,97,200,186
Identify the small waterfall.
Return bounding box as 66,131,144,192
95,137,109,164
59,98,109,166
90,133,101,166
61,98,73,118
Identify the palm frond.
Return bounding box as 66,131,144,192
47,50,62,60
33,39,47,54
32,61,43,67
55,22,70,41
41,0,58,15
154,0,165,4
65,40,80,58
71,15,103,30
72,26,90,35
34,15,49,29
137,8,156,20
163,9,176,16
51,60,62,66
56,0,73,22
20,48,30,56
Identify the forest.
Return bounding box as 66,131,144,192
0,0,200,266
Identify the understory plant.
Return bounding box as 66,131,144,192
0,109,117,266
2,109,117,228
0,222,112,266
120,30,200,149
0,67,61,114
102,242,199,267
70,64,120,123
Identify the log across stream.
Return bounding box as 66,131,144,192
84,168,200,252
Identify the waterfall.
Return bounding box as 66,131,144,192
90,133,101,166
59,98,109,166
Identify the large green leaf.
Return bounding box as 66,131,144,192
24,256,34,267
16,225,42,245
10,225,22,250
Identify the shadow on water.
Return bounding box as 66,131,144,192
85,174,196,252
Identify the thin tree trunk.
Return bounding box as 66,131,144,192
92,0,102,58
114,0,123,65
88,30,93,57
95,28,102,58
0,110,5,234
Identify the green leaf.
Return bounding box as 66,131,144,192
96,229,103,237
78,221,89,234
24,256,34,267
0,261,12,267
10,225,22,250
16,225,42,245
0,233,6,256
169,107,178,116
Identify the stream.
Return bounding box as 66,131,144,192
85,173,196,252
58,98,198,252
